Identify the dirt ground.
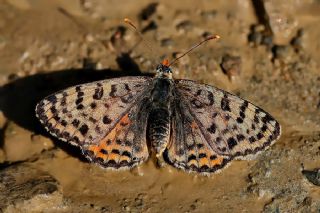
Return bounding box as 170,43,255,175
0,0,319,212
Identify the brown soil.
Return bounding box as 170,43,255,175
0,0,319,212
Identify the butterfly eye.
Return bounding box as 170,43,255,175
164,67,172,73
156,64,163,72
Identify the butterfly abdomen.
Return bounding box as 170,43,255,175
148,108,171,154
147,77,174,155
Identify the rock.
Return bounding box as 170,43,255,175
220,54,241,80
141,20,158,33
160,38,174,47
139,2,159,21
200,10,217,20
0,164,59,211
302,169,320,186
176,20,193,33
272,45,295,62
248,24,273,49
263,0,299,44
291,29,305,52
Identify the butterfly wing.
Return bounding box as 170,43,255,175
164,99,232,174
36,76,152,169
164,79,281,174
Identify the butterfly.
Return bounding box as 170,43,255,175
35,54,281,175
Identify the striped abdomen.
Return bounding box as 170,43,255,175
148,108,171,155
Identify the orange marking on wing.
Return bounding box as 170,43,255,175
119,155,130,161
88,145,100,154
187,149,196,156
199,156,209,166
98,141,108,150
96,152,108,160
90,113,132,154
56,123,65,130
108,153,120,161
118,113,131,126
46,110,53,119
190,121,198,130
87,113,133,162
211,156,224,166
47,117,56,124
187,160,198,165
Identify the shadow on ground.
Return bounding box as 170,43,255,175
0,54,153,162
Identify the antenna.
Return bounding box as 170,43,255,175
168,35,220,67
124,18,156,59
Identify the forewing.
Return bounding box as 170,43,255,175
36,76,152,169
173,79,281,160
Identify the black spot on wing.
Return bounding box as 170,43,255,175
50,106,57,114
77,91,84,97
72,119,80,127
236,117,243,123
124,83,131,91
122,151,131,158
191,99,205,109
109,85,117,97
79,124,89,136
103,115,112,124
76,104,84,110
239,101,248,114
249,136,255,143
236,134,245,141
227,137,237,149
199,153,207,158
93,87,104,100
75,86,81,92
187,154,197,162
207,123,216,134
221,94,231,112
47,95,57,104
111,149,120,154
90,102,97,109
75,97,83,105
261,113,273,124
100,149,108,154
207,92,214,105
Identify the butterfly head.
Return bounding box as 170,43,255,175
156,59,172,78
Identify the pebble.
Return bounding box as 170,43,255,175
141,20,158,33
0,164,59,210
220,54,241,79
139,2,159,20
176,20,193,33
272,45,294,62
302,169,320,186
291,28,304,52
160,38,174,47
248,24,273,48
200,10,217,20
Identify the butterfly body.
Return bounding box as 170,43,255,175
148,73,174,157
36,62,281,174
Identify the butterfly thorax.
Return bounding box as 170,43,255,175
148,71,174,157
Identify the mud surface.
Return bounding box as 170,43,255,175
0,0,319,212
